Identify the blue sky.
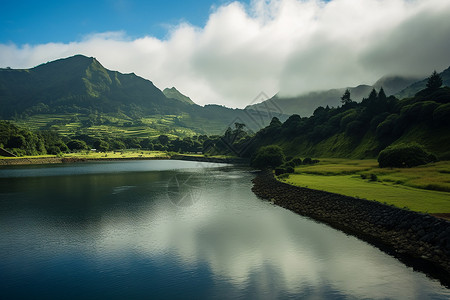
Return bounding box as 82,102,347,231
1,0,449,108
1,0,246,44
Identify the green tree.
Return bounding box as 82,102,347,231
378,87,387,100
426,70,443,91
94,140,109,152
251,145,285,169
340,89,352,105
269,117,282,127
67,140,88,151
234,122,246,130
158,134,169,145
368,88,378,101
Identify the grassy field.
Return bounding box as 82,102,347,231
278,158,450,213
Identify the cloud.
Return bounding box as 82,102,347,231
1,0,450,108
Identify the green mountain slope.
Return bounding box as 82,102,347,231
0,55,285,137
163,87,195,105
233,86,450,160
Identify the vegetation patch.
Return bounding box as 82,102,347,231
277,158,450,213
378,143,438,168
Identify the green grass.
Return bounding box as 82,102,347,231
278,158,450,213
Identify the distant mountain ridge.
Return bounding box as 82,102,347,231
247,70,449,117
0,55,285,136
395,66,450,99
0,55,179,117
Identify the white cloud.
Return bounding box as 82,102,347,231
1,0,450,108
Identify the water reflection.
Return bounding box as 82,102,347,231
0,161,448,299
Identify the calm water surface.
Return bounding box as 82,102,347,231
0,160,449,299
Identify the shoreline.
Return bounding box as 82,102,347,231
251,170,450,288
0,154,247,166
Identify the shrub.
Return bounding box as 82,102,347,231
285,160,296,168
292,158,302,166
285,166,295,173
275,167,286,176
378,143,438,168
303,157,312,164
251,145,286,169
47,145,61,155
433,103,450,126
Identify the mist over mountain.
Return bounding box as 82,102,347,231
396,66,450,99
247,70,448,117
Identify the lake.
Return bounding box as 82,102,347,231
0,160,448,299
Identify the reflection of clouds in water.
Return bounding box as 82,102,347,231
1,167,448,299
93,188,444,300
112,185,136,195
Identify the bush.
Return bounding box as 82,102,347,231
303,157,312,164
285,166,295,173
433,103,450,126
275,167,286,176
251,145,285,169
47,145,61,155
378,143,438,168
292,158,302,166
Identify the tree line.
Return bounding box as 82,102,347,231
1,71,449,165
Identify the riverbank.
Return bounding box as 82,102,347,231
252,170,450,287
0,154,247,166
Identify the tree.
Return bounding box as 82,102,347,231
94,140,109,152
368,88,378,101
341,89,352,105
67,140,88,151
269,117,282,127
158,134,169,145
426,70,443,91
234,122,246,130
378,87,387,100
251,145,285,169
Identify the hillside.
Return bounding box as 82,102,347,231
246,73,438,117
0,55,284,137
222,85,450,161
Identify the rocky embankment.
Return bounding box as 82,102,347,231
252,170,450,287
0,157,65,165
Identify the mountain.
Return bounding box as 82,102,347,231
163,87,195,105
373,75,421,95
0,55,286,137
396,67,450,99
246,74,436,117
0,55,182,117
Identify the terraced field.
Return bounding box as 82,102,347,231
11,112,225,139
